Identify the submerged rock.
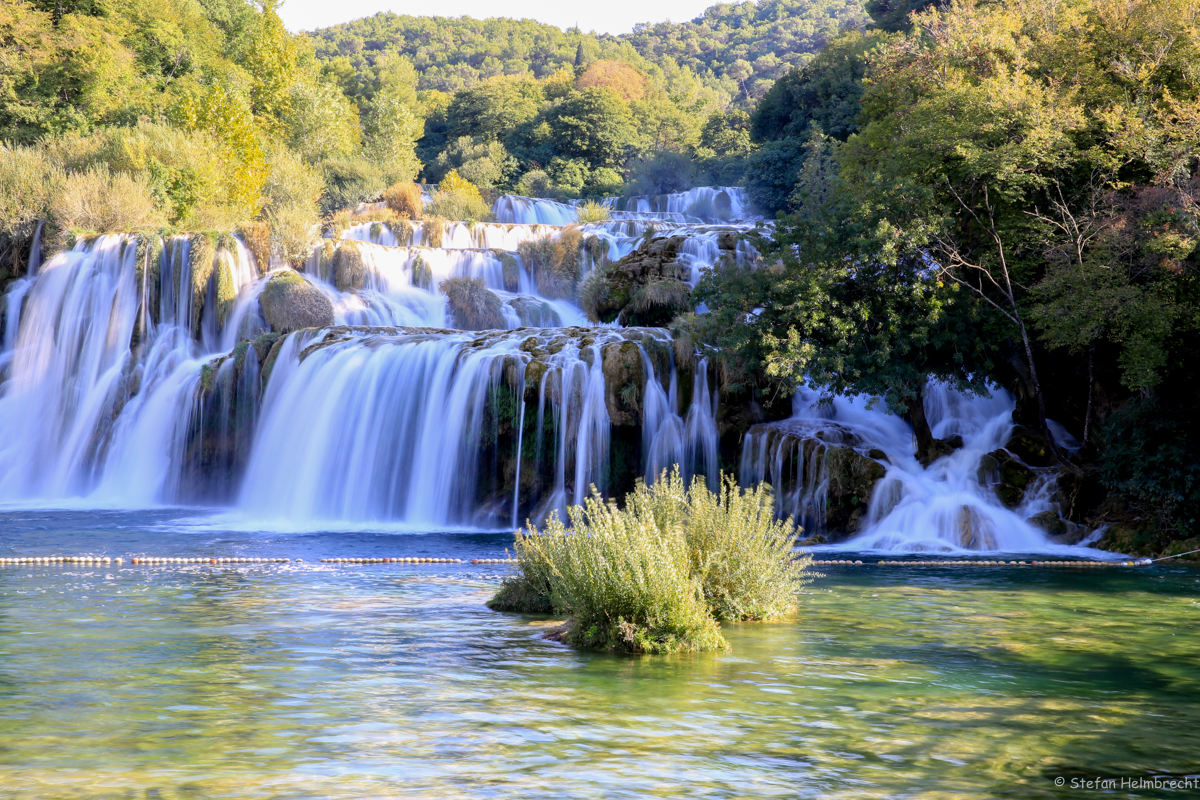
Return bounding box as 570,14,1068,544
259,270,335,333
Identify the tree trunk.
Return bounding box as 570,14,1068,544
1015,319,1084,477
907,392,934,460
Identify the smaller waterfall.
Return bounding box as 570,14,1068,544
739,384,1083,553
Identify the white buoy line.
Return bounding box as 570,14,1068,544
0,556,1149,568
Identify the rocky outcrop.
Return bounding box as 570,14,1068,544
332,240,369,292
258,270,335,333
978,449,1034,508
601,340,645,426
440,276,506,330
741,420,887,538
581,233,738,327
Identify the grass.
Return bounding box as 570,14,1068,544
575,200,611,224
488,469,813,654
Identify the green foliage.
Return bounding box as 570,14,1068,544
0,146,64,239
284,81,361,163
751,30,886,143
439,276,506,330
319,157,385,216
546,88,636,169
429,137,517,190
445,77,544,142
426,169,492,223
361,91,422,184
1096,396,1200,542
628,151,695,196
575,201,611,225
56,165,166,233
487,469,812,654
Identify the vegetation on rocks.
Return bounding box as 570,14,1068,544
488,469,813,654
258,270,335,334
440,276,506,330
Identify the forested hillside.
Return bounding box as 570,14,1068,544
309,0,870,104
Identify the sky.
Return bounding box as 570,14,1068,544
278,0,718,34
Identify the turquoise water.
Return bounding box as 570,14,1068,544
2,510,1199,799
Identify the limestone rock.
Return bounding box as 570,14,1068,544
258,270,335,334
979,449,1034,508
601,340,645,427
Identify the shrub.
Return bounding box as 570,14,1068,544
488,469,812,654
578,264,614,323
439,276,506,330
236,221,272,271
320,157,386,216
426,169,492,223
383,181,424,219
0,145,63,239
267,202,319,268
516,169,555,199
517,226,584,299
628,151,694,196
56,166,166,233
575,200,611,224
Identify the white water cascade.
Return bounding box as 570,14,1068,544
740,384,1086,553
0,189,737,526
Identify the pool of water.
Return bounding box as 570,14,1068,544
2,509,1199,799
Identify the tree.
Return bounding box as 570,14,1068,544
444,76,544,142
545,88,636,168
363,91,422,184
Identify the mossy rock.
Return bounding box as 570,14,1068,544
601,340,645,427
441,276,506,330
1005,426,1054,467
824,445,887,532
510,296,561,327
500,253,521,292
187,233,217,334
258,270,335,334
332,240,369,292
979,449,1034,508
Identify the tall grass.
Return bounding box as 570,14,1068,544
488,469,813,654
575,200,611,224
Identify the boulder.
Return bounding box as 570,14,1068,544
580,235,704,326
601,340,645,426
332,240,369,292
440,276,506,330
979,449,1034,508
825,446,887,533
258,270,335,334
1006,426,1054,467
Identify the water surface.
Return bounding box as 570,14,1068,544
2,509,1198,798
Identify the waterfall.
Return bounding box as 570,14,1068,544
236,327,714,528
739,384,1080,553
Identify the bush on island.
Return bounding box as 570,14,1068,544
488,468,813,654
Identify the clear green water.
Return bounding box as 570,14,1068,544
2,511,1199,799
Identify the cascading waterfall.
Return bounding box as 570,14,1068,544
0,190,733,526
739,384,1084,553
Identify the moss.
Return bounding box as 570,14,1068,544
500,253,521,292
422,216,445,248
517,226,585,299
601,340,645,426
187,232,217,334
332,240,368,291
259,269,335,333
440,276,506,330
411,254,432,290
